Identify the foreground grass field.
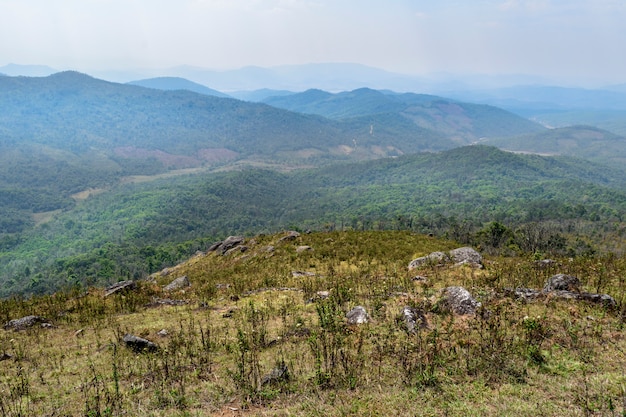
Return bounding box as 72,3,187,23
1,231,625,416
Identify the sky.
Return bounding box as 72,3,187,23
1,0,625,85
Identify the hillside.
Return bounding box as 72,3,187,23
2,146,626,297
1,230,625,416
126,76,232,98
262,87,547,143
485,125,626,166
1,72,465,238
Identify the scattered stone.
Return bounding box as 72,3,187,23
346,306,369,325
224,245,248,256
449,247,483,266
292,270,316,277
74,328,84,337
4,315,51,331
573,292,616,308
261,362,289,386
408,251,449,270
160,268,171,276
216,283,231,289
104,280,136,297
402,306,428,333
122,334,158,353
296,245,312,253
206,241,223,252
316,291,330,299
0,353,13,361
505,287,616,308
157,329,169,337
265,245,275,253
504,288,543,302
219,236,245,254
412,275,428,282
438,286,482,315
544,274,580,292
278,231,300,242
163,275,190,292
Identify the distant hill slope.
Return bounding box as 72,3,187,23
485,125,626,166
3,145,626,296
127,76,232,98
262,88,546,143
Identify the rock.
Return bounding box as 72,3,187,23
408,251,449,270
292,270,316,277
449,247,482,266
0,353,13,361
402,306,428,333
163,275,190,292
122,334,158,352
438,286,481,315
543,274,580,292
157,329,169,337
504,288,543,301
577,292,617,308
206,241,223,252
261,362,289,385
412,275,428,282
104,280,136,297
4,315,51,331
218,236,245,254
346,306,369,325
296,245,312,253
224,245,248,256
278,231,300,242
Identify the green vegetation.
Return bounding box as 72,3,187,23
1,230,625,416
1,146,625,297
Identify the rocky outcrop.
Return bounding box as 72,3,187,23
408,247,482,270
296,245,312,253
163,275,190,292
4,315,52,331
207,236,245,255
505,274,616,308
278,231,300,242
104,280,136,297
346,306,369,325
543,274,580,292
437,286,482,315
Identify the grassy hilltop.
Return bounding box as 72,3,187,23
1,230,625,416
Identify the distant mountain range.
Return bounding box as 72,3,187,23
127,76,232,98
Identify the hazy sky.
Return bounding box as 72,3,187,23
1,0,625,84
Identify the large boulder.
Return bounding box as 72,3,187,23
543,274,580,292
449,247,483,266
438,286,482,315
278,231,301,242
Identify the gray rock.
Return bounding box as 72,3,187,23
296,245,312,253
402,306,428,333
543,274,580,292
278,231,300,242
218,236,245,254
346,306,369,325
577,292,617,308
535,259,558,269
163,275,190,292
157,329,169,337
104,280,136,297
122,334,158,352
439,286,482,315
449,247,483,265
224,245,248,256
292,270,316,277
4,315,51,331
408,251,449,270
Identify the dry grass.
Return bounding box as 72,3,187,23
1,230,625,416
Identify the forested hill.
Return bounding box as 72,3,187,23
262,87,547,142
2,146,625,297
